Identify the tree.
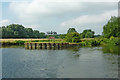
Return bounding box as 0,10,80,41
65,32,80,43
103,16,120,38
80,29,95,38
25,28,34,38
1,26,7,38
39,32,46,38
33,30,40,38
67,28,77,34
0,24,47,38
5,24,26,38
47,31,57,35
59,34,66,39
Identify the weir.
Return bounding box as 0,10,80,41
24,42,79,49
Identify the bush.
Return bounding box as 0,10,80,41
110,36,114,40
80,37,120,46
110,37,120,45
65,32,81,43
72,37,81,43
31,40,50,42
15,40,25,44
90,40,100,46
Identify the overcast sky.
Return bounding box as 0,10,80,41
0,0,119,34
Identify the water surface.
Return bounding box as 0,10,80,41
2,46,119,78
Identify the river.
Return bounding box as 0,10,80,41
1,45,119,78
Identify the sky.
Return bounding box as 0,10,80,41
0,0,119,35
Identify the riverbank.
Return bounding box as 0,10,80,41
0,37,120,47
0,39,63,46
79,37,120,46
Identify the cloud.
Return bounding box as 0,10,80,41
9,1,83,22
60,10,117,27
59,9,118,34
0,19,11,26
7,0,118,34
9,1,117,24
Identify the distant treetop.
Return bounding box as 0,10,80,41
67,28,77,34
46,31,57,35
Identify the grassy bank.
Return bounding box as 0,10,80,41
79,37,120,46
0,39,64,46
0,37,120,46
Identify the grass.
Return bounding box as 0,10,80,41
0,39,66,45
1,37,120,46
79,37,120,46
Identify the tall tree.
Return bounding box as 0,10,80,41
65,32,80,43
80,29,95,38
67,28,77,34
33,30,40,38
1,24,46,38
103,16,120,38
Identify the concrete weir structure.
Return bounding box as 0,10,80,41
24,42,73,49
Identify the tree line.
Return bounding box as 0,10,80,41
0,24,46,38
60,16,120,43
0,16,119,40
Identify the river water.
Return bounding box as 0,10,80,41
1,45,119,78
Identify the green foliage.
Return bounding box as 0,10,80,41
80,39,101,46
39,32,46,38
31,40,50,42
1,24,46,38
103,16,120,38
47,35,59,39
15,40,25,44
65,32,81,43
59,34,66,39
29,39,64,43
80,29,95,38
1,40,26,45
80,37,120,46
110,36,115,40
99,37,120,45
108,37,120,45
47,31,57,35
67,28,77,34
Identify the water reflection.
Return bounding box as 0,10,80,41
102,45,120,55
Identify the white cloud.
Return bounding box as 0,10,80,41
60,10,117,27
59,9,118,34
9,1,117,24
9,1,83,22
0,19,11,26
7,0,118,34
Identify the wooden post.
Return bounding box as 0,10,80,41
36,43,39,49
32,43,35,49
29,43,32,49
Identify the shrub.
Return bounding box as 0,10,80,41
15,40,25,44
110,36,114,40
65,32,81,43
